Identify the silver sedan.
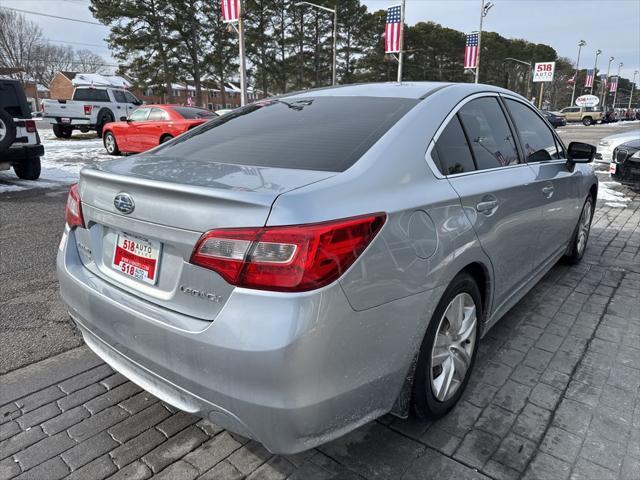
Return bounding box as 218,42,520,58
57,82,598,454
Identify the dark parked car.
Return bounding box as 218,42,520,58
0,79,44,179
543,111,567,128
610,138,640,189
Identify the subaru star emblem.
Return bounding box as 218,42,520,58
114,192,135,214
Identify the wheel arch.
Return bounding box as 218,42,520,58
390,260,492,418
96,107,115,122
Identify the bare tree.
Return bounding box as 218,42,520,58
32,44,75,86
0,9,45,82
74,49,109,74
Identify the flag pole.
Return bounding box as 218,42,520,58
475,0,484,83
238,0,247,106
397,0,405,83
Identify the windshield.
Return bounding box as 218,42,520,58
153,96,418,172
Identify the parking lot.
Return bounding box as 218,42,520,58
1,122,639,480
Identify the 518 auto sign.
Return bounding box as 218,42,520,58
533,62,556,82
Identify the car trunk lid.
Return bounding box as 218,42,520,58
73,155,335,320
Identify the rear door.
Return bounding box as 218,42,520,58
503,97,580,268
138,108,169,150
437,95,541,313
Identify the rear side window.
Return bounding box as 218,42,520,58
153,96,418,172
73,89,109,102
433,116,475,175
505,99,560,162
458,98,519,170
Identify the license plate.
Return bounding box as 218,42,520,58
61,118,70,124
609,163,617,174
112,233,161,285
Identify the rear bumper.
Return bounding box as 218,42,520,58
4,144,44,163
57,227,434,454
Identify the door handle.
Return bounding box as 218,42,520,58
542,185,554,198
476,200,498,212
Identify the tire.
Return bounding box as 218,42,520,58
13,157,41,180
96,111,114,138
564,196,594,264
160,134,173,144
0,108,17,153
412,273,482,419
103,131,120,155
582,116,593,126
52,124,72,138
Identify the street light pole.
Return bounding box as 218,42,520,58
590,49,601,95
612,62,622,108
295,1,338,86
602,56,614,107
505,57,532,99
630,70,639,109
475,0,493,83
397,0,405,83
570,40,586,106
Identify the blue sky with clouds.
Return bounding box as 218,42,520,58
3,0,639,81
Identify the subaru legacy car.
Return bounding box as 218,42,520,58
57,82,597,454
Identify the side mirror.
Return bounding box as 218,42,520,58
120,116,127,121
567,141,595,163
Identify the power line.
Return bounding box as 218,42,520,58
47,38,111,50
0,7,105,26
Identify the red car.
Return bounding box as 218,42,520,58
102,105,217,155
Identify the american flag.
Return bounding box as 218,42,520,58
384,5,402,53
567,73,576,85
609,76,618,93
221,0,240,23
584,69,594,88
464,33,479,69
600,74,608,90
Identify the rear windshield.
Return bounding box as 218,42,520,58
153,96,418,172
172,106,218,119
73,89,110,102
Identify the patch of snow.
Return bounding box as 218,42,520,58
598,180,630,206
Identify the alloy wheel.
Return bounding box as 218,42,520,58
105,134,115,153
576,199,592,256
430,292,477,402
0,118,6,142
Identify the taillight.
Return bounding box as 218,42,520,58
25,120,36,133
83,105,92,115
191,213,386,292
65,183,85,228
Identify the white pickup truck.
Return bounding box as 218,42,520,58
42,86,142,138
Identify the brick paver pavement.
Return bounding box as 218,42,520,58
1,189,639,480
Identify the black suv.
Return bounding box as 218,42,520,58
0,79,44,179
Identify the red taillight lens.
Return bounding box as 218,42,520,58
190,213,386,292
25,120,36,133
65,183,85,228
83,105,92,115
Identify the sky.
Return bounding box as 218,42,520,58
2,0,639,81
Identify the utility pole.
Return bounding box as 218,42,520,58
505,57,532,99
475,0,494,83
570,40,586,106
397,0,405,83
602,56,614,107
612,62,622,108
630,70,639,109
295,2,338,86
590,49,601,95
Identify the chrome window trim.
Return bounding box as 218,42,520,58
425,92,524,179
